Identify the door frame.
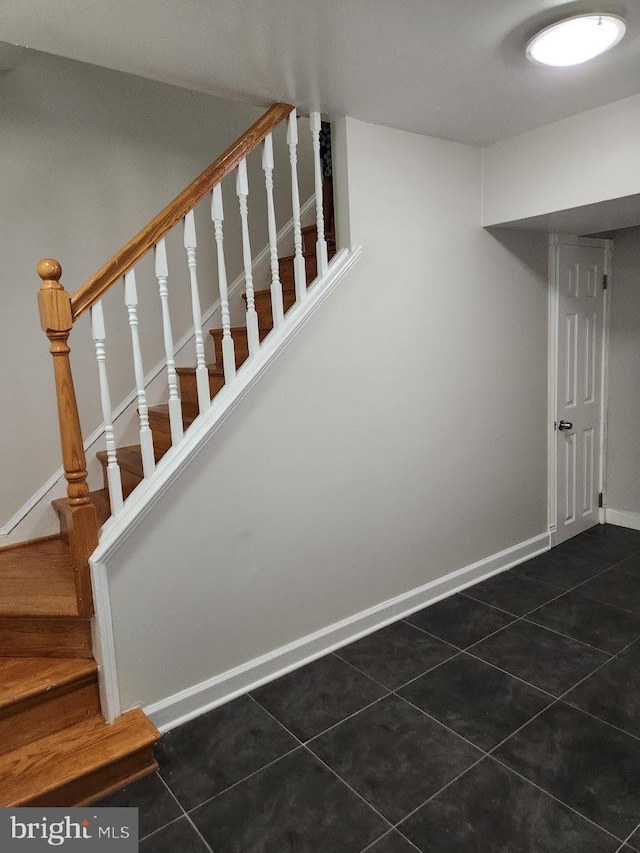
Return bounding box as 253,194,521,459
547,234,612,545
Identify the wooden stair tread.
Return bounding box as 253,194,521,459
149,403,197,424
52,489,111,530
176,364,224,376
0,707,159,807
0,657,97,710
0,537,78,618
96,445,144,479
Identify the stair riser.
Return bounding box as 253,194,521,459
147,405,199,458
254,289,297,332
212,343,250,369
278,254,318,289
0,618,92,658
13,748,158,808
178,373,225,409
99,459,142,500
0,678,100,756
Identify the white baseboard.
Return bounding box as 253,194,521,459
604,508,640,531
144,530,549,732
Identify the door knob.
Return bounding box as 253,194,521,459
558,420,573,431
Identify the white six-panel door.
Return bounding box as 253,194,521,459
554,239,607,543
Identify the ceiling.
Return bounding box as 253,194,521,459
1,0,639,146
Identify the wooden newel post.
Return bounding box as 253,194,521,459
37,259,98,617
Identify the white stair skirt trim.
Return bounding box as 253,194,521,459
0,196,316,547
604,508,640,531
91,246,363,723
142,531,549,733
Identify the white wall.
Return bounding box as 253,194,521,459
102,116,549,717
0,47,313,537
482,94,640,227
607,226,640,517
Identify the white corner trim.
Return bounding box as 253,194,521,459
144,530,550,732
604,508,640,531
91,246,363,723
90,561,120,724
0,196,316,541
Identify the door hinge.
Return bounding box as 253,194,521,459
603,274,608,290
598,492,603,508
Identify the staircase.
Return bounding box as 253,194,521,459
2,104,337,804
82,225,335,505
0,537,159,806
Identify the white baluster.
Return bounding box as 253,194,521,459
124,269,156,478
310,111,328,275
287,110,307,304
211,184,236,382
236,159,260,357
91,301,124,515
183,209,211,413
262,133,284,329
154,238,184,446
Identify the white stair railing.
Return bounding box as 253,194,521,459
310,111,329,275
287,110,307,304
91,300,124,515
236,158,260,358
155,238,184,446
43,103,343,526
262,133,285,330
183,210,211,415
124,269,156,478
211,184,236,383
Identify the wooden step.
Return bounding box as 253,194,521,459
209,327,270,368
148,402,199,457
0,537,78,618
176,364,225,410
96,445,145,499
278,251,318,289
0,707,159,807
0,657,99,755
0,616,92,658
52,490,111,540
251,287,298,332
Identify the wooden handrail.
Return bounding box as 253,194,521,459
70,102,294,321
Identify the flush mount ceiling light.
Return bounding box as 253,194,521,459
526,13,626,66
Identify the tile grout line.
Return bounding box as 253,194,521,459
489,752,625,847
302,693,390,745
155,771,215,853
334,644,464,694
138,813,184,845
387,633,629,843
358,827,423,853
185,743,302,815
247,693,305,745
618,820,640,852
301,744,394,833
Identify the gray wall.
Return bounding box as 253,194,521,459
0,47,312,531
104,117,549,714
607,226,640,514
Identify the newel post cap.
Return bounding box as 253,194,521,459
37,258,73,332
38,258,63,286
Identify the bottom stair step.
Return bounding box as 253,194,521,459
0,707,160,807
0,616,92,658
0,657,99,755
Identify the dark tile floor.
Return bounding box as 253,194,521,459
97,524,640,852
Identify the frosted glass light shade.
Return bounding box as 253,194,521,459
526,14,626,67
